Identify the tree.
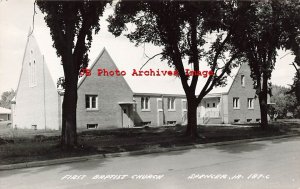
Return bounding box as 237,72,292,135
270,85,299,118
0,89,15,109
280,0,300,104
108,1,248,137
37,1,111,147
230,0,298,128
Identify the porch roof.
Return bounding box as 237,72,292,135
0,107,11,114
118,102,137,105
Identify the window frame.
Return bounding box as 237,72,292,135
247,98,254,109
85,95,98,111
141,96,150,111
241,75,245,87
167,97,176,111
233,97,240,109
87,124,98,129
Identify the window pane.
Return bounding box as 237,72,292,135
141,97,144,109
241,75,245,86
145,97,149,109
85,96,90,108
172,98,175,109
92,96,96,108
248,98,253,108
233,98,239,108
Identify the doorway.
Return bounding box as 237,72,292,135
122,106,130,128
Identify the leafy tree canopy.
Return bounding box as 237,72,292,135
108,1,247,98
0,89,15,109
37,0,111,147
108,1,251,137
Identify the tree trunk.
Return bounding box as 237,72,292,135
185,96,199,138
259,73,269,128
61,73,78,148
259,95,268,128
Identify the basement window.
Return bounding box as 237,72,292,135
234,119,240,123
87,124,98,129
256,119,261,123
247,119,252,123
167,121,176,125
141,121,151,126
31,125,37,130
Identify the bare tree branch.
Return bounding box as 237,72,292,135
140,52,163,70
291,62,300,74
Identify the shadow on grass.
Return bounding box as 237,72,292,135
213,142,267,154
1,122,299,170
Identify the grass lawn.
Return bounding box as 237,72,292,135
0,119,299,165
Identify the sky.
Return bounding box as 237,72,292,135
0,0,297,95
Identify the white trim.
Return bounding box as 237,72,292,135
141,96,150,111
167,97,176,111
181,99,187,125
157,98,163,112
86,94,98,111
247,98,254,109
241,75,245,87
233,97,240,109
157,98,163,126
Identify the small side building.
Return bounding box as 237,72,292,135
0,107,11,121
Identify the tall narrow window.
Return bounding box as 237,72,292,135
241,75,245,87
141,97,150,111
28,62,32,86
85,95,98,110
33,60,36,85
28,50,37,87
233,97,240,109
168,97,175,110
248,98,254,109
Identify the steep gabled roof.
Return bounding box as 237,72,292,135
15,33,58,98
79,48,240,97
